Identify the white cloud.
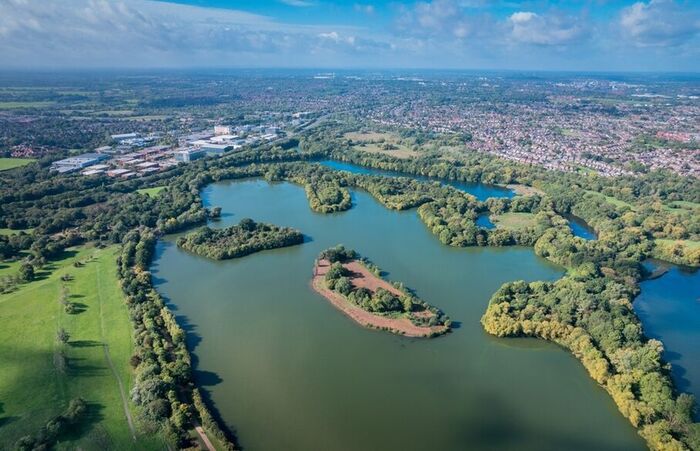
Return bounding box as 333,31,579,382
508,11,586,46
395,0,488,40
279,0,315,7
354,3,375,15
0,0,698,70
0,0,390,67
620,0,700,46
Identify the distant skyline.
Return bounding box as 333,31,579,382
1,0,699,72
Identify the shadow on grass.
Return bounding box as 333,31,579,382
58,401,107,444
69,340,103,348
67,356,108,377
0,401,19,428
0,415,19,428
67,302,88,314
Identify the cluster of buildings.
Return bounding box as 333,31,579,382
50,146,176,178
369,81,700,177
174,124,281,163
50,124,284,178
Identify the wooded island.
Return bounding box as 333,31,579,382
177,219,303,260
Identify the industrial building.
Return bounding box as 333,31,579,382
50,153,110,173
174,148,206,163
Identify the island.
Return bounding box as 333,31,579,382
312,245,451,337
176,218,303,260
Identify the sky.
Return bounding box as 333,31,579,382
0,0,699,72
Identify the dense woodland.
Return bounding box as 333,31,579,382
177,219,303,260
0,120,699,449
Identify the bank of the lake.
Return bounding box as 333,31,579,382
319,160,514,201
151,179,645,451
636,263,700,416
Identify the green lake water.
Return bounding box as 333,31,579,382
151,179,645,451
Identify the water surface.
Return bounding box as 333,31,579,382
476,213,496,229
565,214,597,240
636,263,700,409
319,160,514,201
152,179,644,451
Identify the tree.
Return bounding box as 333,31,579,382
18,263,34,282
56,328,69,344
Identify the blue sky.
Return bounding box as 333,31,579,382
1,0,699,71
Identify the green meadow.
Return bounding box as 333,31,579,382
0,158,36,171
0,245,163,450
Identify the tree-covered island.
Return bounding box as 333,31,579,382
176,218,303,260
312,245,451,337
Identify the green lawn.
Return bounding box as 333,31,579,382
0,245,163,450
662,200,700,214
0,158,36,171
0,228,33,236
491,212,537,230
0,102,55,110
584,190,635,210
136,186,166,197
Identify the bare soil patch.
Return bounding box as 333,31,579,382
312,259,447,338
506,184,545,196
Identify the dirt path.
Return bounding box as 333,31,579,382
96,260,137,441
312,260,446,338
194,423,216,451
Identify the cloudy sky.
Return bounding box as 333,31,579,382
1,0,699,71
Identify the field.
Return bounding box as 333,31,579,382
136,186,166,196
662,200,700,215
0,158,36,171
584,190,635,210
506,184,544,196
491,212,537,230
0,102,55,110
343,131,419,159
0,245,163,450
0,228,33,236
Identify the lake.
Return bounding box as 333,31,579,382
319,160,514,201
151,179,644,451
636,263,700,414
319,160,597,241
565,214,597,240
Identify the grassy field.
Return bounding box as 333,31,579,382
0,255,24,279
491,212,537,230
585,190,700,216
662,200,700,215
0,245,163,450
0,228,33,236
506,184,544,196
0,101,55,110
343,131,419,159
584,190,635,210
136,186,165,197
0,158,36,171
